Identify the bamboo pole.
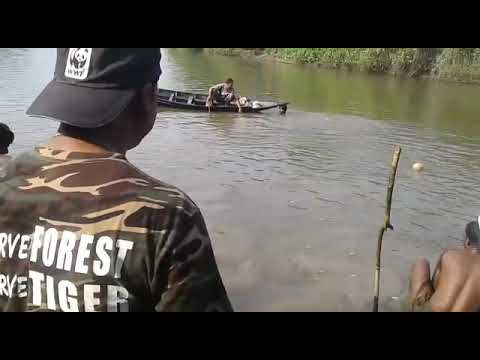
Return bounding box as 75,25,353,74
373,146,402,312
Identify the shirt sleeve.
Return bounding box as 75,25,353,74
210,84,223,92
152,207,233,312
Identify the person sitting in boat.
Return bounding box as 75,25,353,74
206,78,242,112
409,217,480,311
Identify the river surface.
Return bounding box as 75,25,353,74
2,48,480,311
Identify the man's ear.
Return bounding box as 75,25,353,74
465,236,472,249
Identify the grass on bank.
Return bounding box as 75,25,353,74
204,48,480,83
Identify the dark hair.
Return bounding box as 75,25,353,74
225,78,234,84
58,122,113,151
465,220,480,248
0,123,14,154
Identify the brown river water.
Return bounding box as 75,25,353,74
2,48,480,311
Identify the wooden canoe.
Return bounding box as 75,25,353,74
157,88,289,113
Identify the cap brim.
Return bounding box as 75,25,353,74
26,80,136,128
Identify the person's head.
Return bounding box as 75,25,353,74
465,219,480,249
0,123,14,155
57,82,157,153
26,48,162,154
224,78,234,90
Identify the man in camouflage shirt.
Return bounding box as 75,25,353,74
0,48,233,312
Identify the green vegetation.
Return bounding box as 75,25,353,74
204,48,480,83
205,48,264,56
205,48,240,56
432,48,480,82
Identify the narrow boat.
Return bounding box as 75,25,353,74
157,88,289,114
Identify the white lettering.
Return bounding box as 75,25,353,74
0,274,7,296
0,274,20,297
46,275,56,310
7,234,20,258
58,280,78,312
75,234,93,274
5,274,16,297
18,235,31,260
84,284,101,312
93,236,112,276
114,239,133,278
17,276,27,298
57,231,76,271
0,233,7,258
30,226,45,262
107,285,129,312
29,270,44,306
42,228,58,267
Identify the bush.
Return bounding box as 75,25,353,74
204,48,480,83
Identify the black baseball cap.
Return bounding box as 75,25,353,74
27,48,161,128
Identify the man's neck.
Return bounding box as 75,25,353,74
47,135,122,155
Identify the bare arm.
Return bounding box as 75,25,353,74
427,250,473,312
231,89,242,112
410,251,470,312
236,99,242,112
409,258,434,311
206,87,216,111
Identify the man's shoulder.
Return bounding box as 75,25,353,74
440,249,474,262
10,148,200,217
436,249,480,277
122,163,200,215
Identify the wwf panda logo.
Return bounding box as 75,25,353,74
65,48,92,80
70,48,90,70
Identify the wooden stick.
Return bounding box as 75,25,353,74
373,145,402,312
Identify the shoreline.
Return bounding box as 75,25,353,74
203,48,480,86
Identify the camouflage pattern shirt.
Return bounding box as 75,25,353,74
0,147,233,312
